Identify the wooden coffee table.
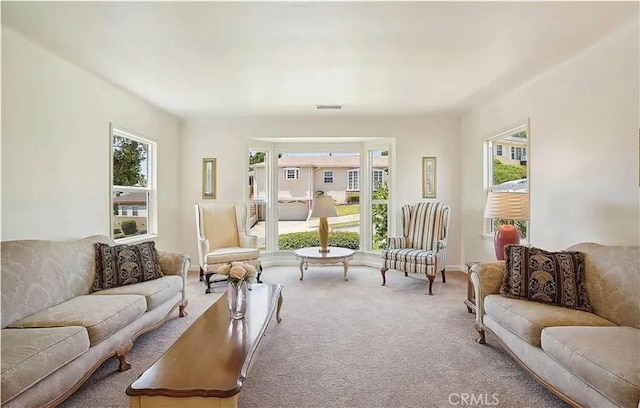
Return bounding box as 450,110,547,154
126,283,283,408
293,246,355,281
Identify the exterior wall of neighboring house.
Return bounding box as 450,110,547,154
493,137,527,167
251,158,388,220
313,166,350,204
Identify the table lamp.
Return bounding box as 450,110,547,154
309,195,337,253
484,191,529,260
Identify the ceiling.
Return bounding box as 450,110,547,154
2,1,637,119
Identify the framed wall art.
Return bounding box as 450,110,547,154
202,158,217,199
422,156,437,198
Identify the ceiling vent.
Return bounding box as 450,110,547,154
316,105,343,110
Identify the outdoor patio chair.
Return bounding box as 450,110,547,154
195,202,262,294
381,201,451,294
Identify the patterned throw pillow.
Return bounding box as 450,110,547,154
93,241,163,291
500,245,591,312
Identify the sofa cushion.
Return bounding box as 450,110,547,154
501,245,591,312
205,247,260,264
1,327,89,404
92,275,182,311
94,241,163,291
542,326,640,408
8,295,146,346
484,294,615,347
382,248,437,265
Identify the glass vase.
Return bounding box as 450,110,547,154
227,280,248,320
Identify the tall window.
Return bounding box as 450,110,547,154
370,151,389,250
111,126,155,240
347,169,359,190
485,125,528,238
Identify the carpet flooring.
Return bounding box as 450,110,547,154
59,266,567,408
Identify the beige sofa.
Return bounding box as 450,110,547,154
0,235,190,408
471,242,639,408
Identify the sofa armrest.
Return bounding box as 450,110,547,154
470,261,505,328
157,250,190,302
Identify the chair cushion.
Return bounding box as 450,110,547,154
541,326,640,407
91,275,182,311
93,241,163,291
205,247,260,264
9,295,146,346
484,294,615,347
1,327,89,403
382,248,436,265
501,245,591,312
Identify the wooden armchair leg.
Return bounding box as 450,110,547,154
380,268,388,286
427,275,435,295
441,269,446,283
199,267,204,282
257,264,263,283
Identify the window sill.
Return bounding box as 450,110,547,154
115,234,159,245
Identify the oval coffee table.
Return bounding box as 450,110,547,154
293,246,355,281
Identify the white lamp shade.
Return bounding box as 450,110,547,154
484,191,529,220
309,196,337,218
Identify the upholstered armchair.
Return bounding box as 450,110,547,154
195,202,262,294
381,202,451,295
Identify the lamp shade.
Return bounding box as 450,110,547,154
309,196,337,218
484,191,529,220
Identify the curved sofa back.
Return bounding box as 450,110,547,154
1,234,113,328
567,242,640,328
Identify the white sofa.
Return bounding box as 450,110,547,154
471,243,639,408
0,235,189,408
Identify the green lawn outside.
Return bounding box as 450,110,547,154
335,204,360,216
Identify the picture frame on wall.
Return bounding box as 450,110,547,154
202,158,216,199
422,156,437,198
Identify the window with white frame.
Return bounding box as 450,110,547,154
284,168,299,180
496,144,503,156
347,169,359,190
372,169,384,189
511,146,526,161
111,126,155,240
485,125,528,238
323,170,334,184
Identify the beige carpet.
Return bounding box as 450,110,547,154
59,266,567,408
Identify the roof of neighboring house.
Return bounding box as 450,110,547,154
113,192,147,205
252,155,389,168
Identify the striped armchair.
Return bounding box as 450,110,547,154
381,202,451,295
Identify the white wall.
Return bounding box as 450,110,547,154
461,21,640,262
181,115,462,268
1,27,183,250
